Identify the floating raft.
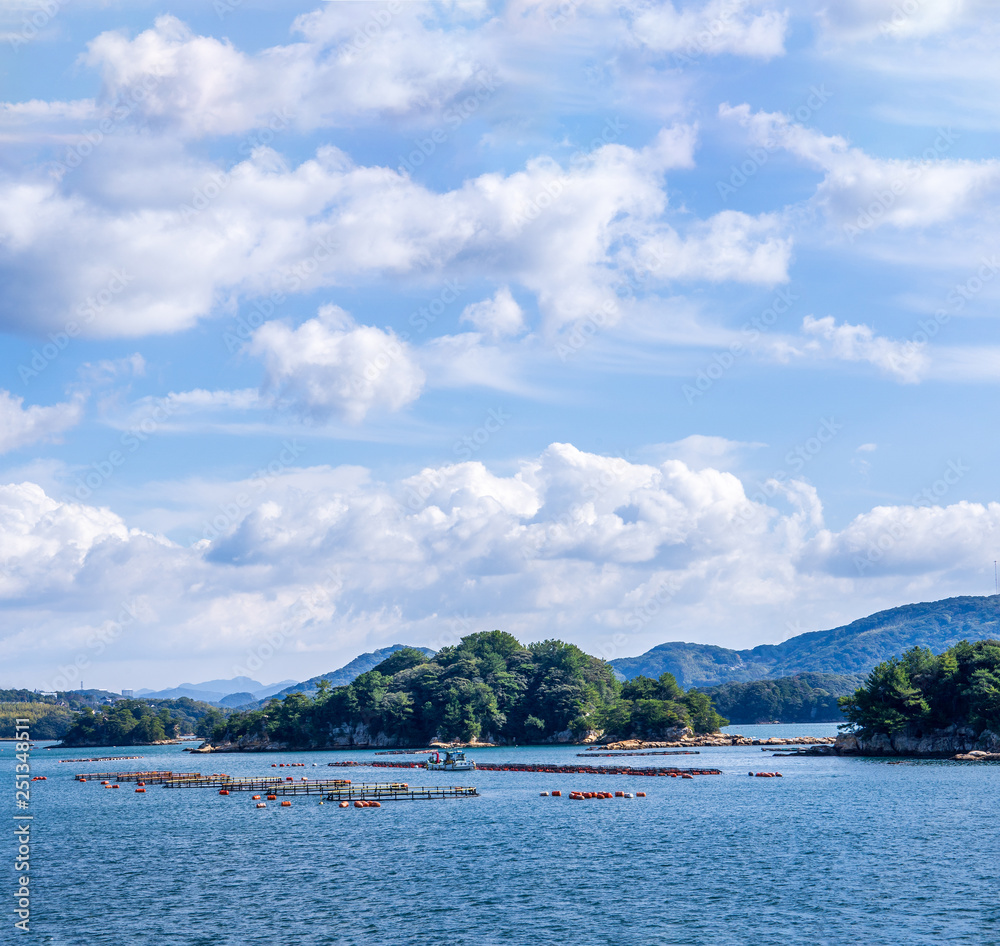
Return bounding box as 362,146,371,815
327,761,721,777
160,776,301,790
323,784,478,802
60,756,144,763
579,751,700,757
75,770,199,783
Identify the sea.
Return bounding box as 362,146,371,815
5,723,1000,946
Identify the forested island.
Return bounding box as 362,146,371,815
836,639,1000,756
206,632,728,750
58,698,225,747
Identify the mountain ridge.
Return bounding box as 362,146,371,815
610,594,1000,687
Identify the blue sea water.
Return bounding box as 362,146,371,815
5,725,1000,946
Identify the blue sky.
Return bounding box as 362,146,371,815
3,0,1000,691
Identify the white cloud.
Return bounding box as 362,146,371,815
721,103,1000,234
5,442,999,687
0,391,83,454
816,0,977,43
80,11,489,138
460,286,526,339
250,305,425,424
800,315,928,382
628,0,789,59
0,125,787,339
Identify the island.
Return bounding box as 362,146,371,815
835,639,1000,758
200,632,730,751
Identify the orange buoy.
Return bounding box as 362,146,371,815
252,794,261,800
636,792,646,797
256,803,266,808
615,791,624,798
281,800,291,807
272,763,277,767
370,801,381,808
551,790,561,797
102,781,109,785
137,781,145,787
112,784,119,789
267,794,277,800
339,802,349,808
135,788,145,793
354,800,364,808
219,789,230,795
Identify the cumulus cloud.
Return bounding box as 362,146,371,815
721,102,1000,234
460,286,526,339
0,123,788,338
250,305,425,423
800,315,928,382
0,391,84,454
80,11,489,137
628,0,789,59
4,443,998,686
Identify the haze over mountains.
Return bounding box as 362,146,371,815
609,595,1000,688
135,676,297,703
125,596,1000,704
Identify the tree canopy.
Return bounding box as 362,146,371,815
214,632,728,747
839,639,1000,736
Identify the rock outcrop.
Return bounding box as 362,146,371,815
835,725,1000,757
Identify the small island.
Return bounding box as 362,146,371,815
836,639,1000,758
201,631,729,751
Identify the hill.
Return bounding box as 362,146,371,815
210,634,726,749
264,644,436,703
694,673,865,724
610,595,1000,687
136,676,296,702
838,639,1000,755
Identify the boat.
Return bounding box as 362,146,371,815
425,749,476,772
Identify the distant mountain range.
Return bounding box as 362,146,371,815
261,644,437,703
135,676,297,703
609,595,1000,688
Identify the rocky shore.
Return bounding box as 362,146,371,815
834,724,1000,759
592,734,836,751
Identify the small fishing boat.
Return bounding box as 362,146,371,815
425,750,476,772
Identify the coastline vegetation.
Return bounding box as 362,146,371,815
694,672,864,724
838,639,1000,736
211,632,728,748
60,698,226,747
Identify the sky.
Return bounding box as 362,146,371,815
3,0,1000,692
